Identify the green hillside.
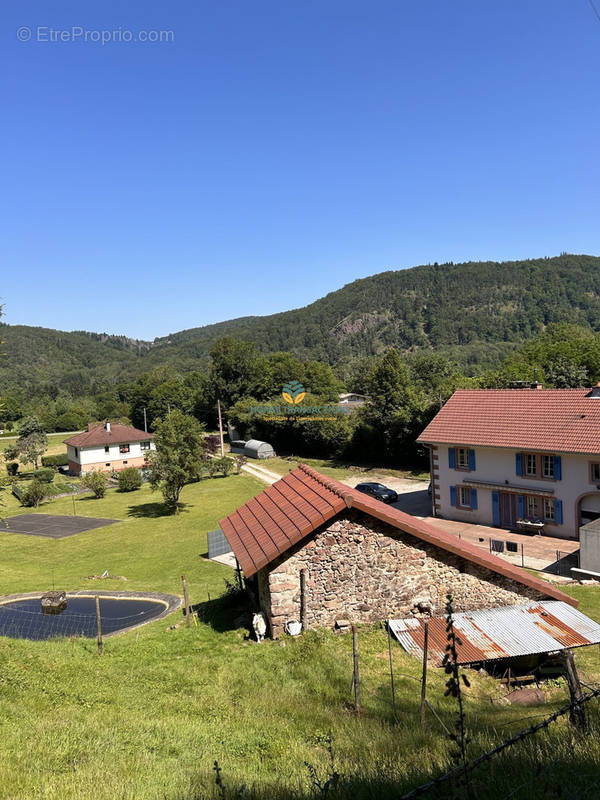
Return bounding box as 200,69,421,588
2,254,600,394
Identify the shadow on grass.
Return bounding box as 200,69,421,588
127,501,191,519
194,584,251,635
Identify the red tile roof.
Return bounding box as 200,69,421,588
64,422,153,448
219,464,577,607
418,388,600,454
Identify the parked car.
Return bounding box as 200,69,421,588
355,482,398,504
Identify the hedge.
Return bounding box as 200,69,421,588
41,453,69,467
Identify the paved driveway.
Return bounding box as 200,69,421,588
340,476,432,516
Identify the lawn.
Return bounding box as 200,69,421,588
0,476,599,799
264,455,430,482
1,432,71,474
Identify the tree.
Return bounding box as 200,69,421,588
145,409,206,511
361,349,422,464
82,470,107,498
21,479,46,508
209,337,267,408
10,416,48,469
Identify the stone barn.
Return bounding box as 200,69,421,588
220,465,577,638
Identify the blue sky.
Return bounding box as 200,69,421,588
2,1,599,339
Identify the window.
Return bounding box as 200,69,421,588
74,447,78,458
518,452,561,480
123,460,128,464
119,444,130,454
543,498,555,522
105,463,110,467
591,463,600,483
105,445,110,454
459,486,471,507
525,454,537,477
542,455,554,479
140,441,151,451
456,448,469,469
525,495,538,519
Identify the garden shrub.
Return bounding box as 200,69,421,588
81,470,107,498
6,462,18,476
33,467,55,483
21,479,47,507
118,467,142,492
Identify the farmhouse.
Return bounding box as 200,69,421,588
220,464,574,638
418,387,600,540
64,421,155,475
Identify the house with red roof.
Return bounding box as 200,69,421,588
417,387,600,540
220,464,574,638
64,421,154,475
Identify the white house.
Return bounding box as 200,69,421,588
417,387,600,541
64,421,155,476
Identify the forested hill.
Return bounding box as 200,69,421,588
147,254,600,364
2,253,600,393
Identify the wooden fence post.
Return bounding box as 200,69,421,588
181,574,191,627
420,622,429,731
95,595,103,655
562,649,587,730
352,625,360,713
300,569,307,632
387,622,398,723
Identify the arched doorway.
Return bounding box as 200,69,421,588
578,492,600,528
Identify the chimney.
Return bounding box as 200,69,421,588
586,383,600,399
87,422,93,432
105,420,111,432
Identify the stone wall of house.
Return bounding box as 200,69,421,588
257,510,547,638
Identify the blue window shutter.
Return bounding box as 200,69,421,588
450,486,457,507
517,495,525,518
448,448,455,469
492,492,500,526
516,453,523,476
555,499,563,525
553,455,562,481
470,488,478,510
468,449,476,471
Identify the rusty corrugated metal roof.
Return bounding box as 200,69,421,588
388,601,600,665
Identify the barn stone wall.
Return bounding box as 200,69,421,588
257,510,547,638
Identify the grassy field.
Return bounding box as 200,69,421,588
0,477,599,799
264,455,430,482
0,432,72,474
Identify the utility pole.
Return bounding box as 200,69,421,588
217,399,225,457
143,407,148,433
